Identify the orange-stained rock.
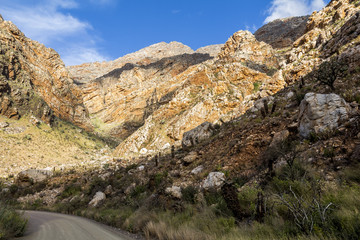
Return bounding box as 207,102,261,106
0,16,92,130
112,31,285,158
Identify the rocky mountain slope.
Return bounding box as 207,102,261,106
2,0,359,162
0,15,91,130
0,0,359,170
114,30,284,158
254,16,309,49
68,41,195,83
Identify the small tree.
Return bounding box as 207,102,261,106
315,59,347,91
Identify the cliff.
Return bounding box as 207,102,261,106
0,15,92,130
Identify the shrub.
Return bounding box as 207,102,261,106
182,186,197,204
60,183,82,199
314,58,347,91
0,203,27,239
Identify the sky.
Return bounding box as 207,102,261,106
0,0,330,66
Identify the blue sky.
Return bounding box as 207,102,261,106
0,0,329,66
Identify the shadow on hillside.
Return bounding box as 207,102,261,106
94,53,213,83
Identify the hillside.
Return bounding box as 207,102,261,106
0,0,360,239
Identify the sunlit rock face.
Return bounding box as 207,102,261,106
112,31,286,158
0,15,92,129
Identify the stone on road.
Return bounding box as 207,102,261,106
16,211,134,240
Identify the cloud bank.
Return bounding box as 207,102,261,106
265,0,327,23
0,0,109,66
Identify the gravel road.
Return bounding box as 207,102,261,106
15,211,135,240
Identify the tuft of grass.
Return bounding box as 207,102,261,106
253,82,261,92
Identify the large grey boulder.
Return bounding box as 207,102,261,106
17,169,53,184
182,122,215,148
89,191,106,207
202,172,225,189
298,93,350,138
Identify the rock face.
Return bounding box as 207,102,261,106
254,16,309,49
113,30,285,158
182,122,215,148
89,191,106,207
202,172,225,189
82,52,212,139
0,15,91,129
68,41,195,83
195,44,224,57
282,0,360,84
298,93,350,138
217,31,279,74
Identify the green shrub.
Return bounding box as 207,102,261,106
60,184,82,199
182,186,197,204
0,203,27,239
204,189,232,217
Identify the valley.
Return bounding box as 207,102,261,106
1,0,360,239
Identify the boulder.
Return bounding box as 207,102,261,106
17,169,53,184
270,130,290,147
182,122,215,148
125,183,136,195
89,191,106,207
165,186,182,199
183,151,198,164
104,185,113,196
298,93,350,138
202,172,225,189
191,165,204,175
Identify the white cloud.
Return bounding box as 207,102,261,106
245,24,257,33
0,0,109,66
264,0,327,23
1,6,90,44
61,47,109,66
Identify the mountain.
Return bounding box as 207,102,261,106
68,41,196,83
1,0,360,239
254,16,309,49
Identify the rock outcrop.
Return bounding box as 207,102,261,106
298,93,350,138
254,16,309,49
282,0,360,83
217,31,279,74
0,15,92,129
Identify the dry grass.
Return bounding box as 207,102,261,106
0,115,109,178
